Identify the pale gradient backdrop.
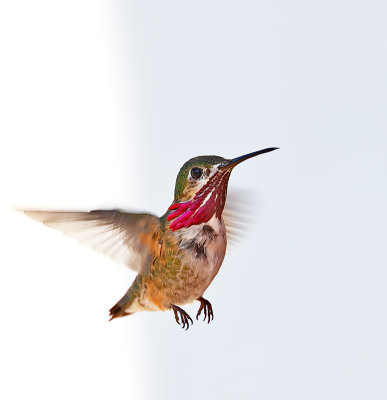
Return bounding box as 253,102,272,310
1,1,387,399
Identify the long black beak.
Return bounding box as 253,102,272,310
220,147,279,169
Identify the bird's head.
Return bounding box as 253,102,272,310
167,148,278,231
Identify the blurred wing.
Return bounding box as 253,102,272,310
24,209,160,272
223,189,256,246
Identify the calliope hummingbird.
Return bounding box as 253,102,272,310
24,148,278,329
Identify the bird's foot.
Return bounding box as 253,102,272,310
171,304,193,330
196,296,214,323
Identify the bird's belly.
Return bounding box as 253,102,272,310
144,216,227,310
165,217,227,306
158,250,225,309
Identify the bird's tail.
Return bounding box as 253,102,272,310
108,299,132,321
108,275,143,321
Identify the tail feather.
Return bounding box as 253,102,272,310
108,299,132,321
108,275,143,321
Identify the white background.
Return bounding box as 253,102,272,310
1,1,387,399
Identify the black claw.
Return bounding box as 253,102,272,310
196,302,204,320
171,305,193,330
172,307,181,325
209,307,213,323
196,297,214,324
182,313,193,330
187,315,193,330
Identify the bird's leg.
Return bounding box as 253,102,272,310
196,296,214,323
170,304,193,330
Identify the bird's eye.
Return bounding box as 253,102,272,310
190,167,203,180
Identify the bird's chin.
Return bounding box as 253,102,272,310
168,180,230,231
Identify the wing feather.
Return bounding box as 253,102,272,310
23,210,160,272
222,189,256,246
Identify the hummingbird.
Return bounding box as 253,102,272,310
24,148,278,329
